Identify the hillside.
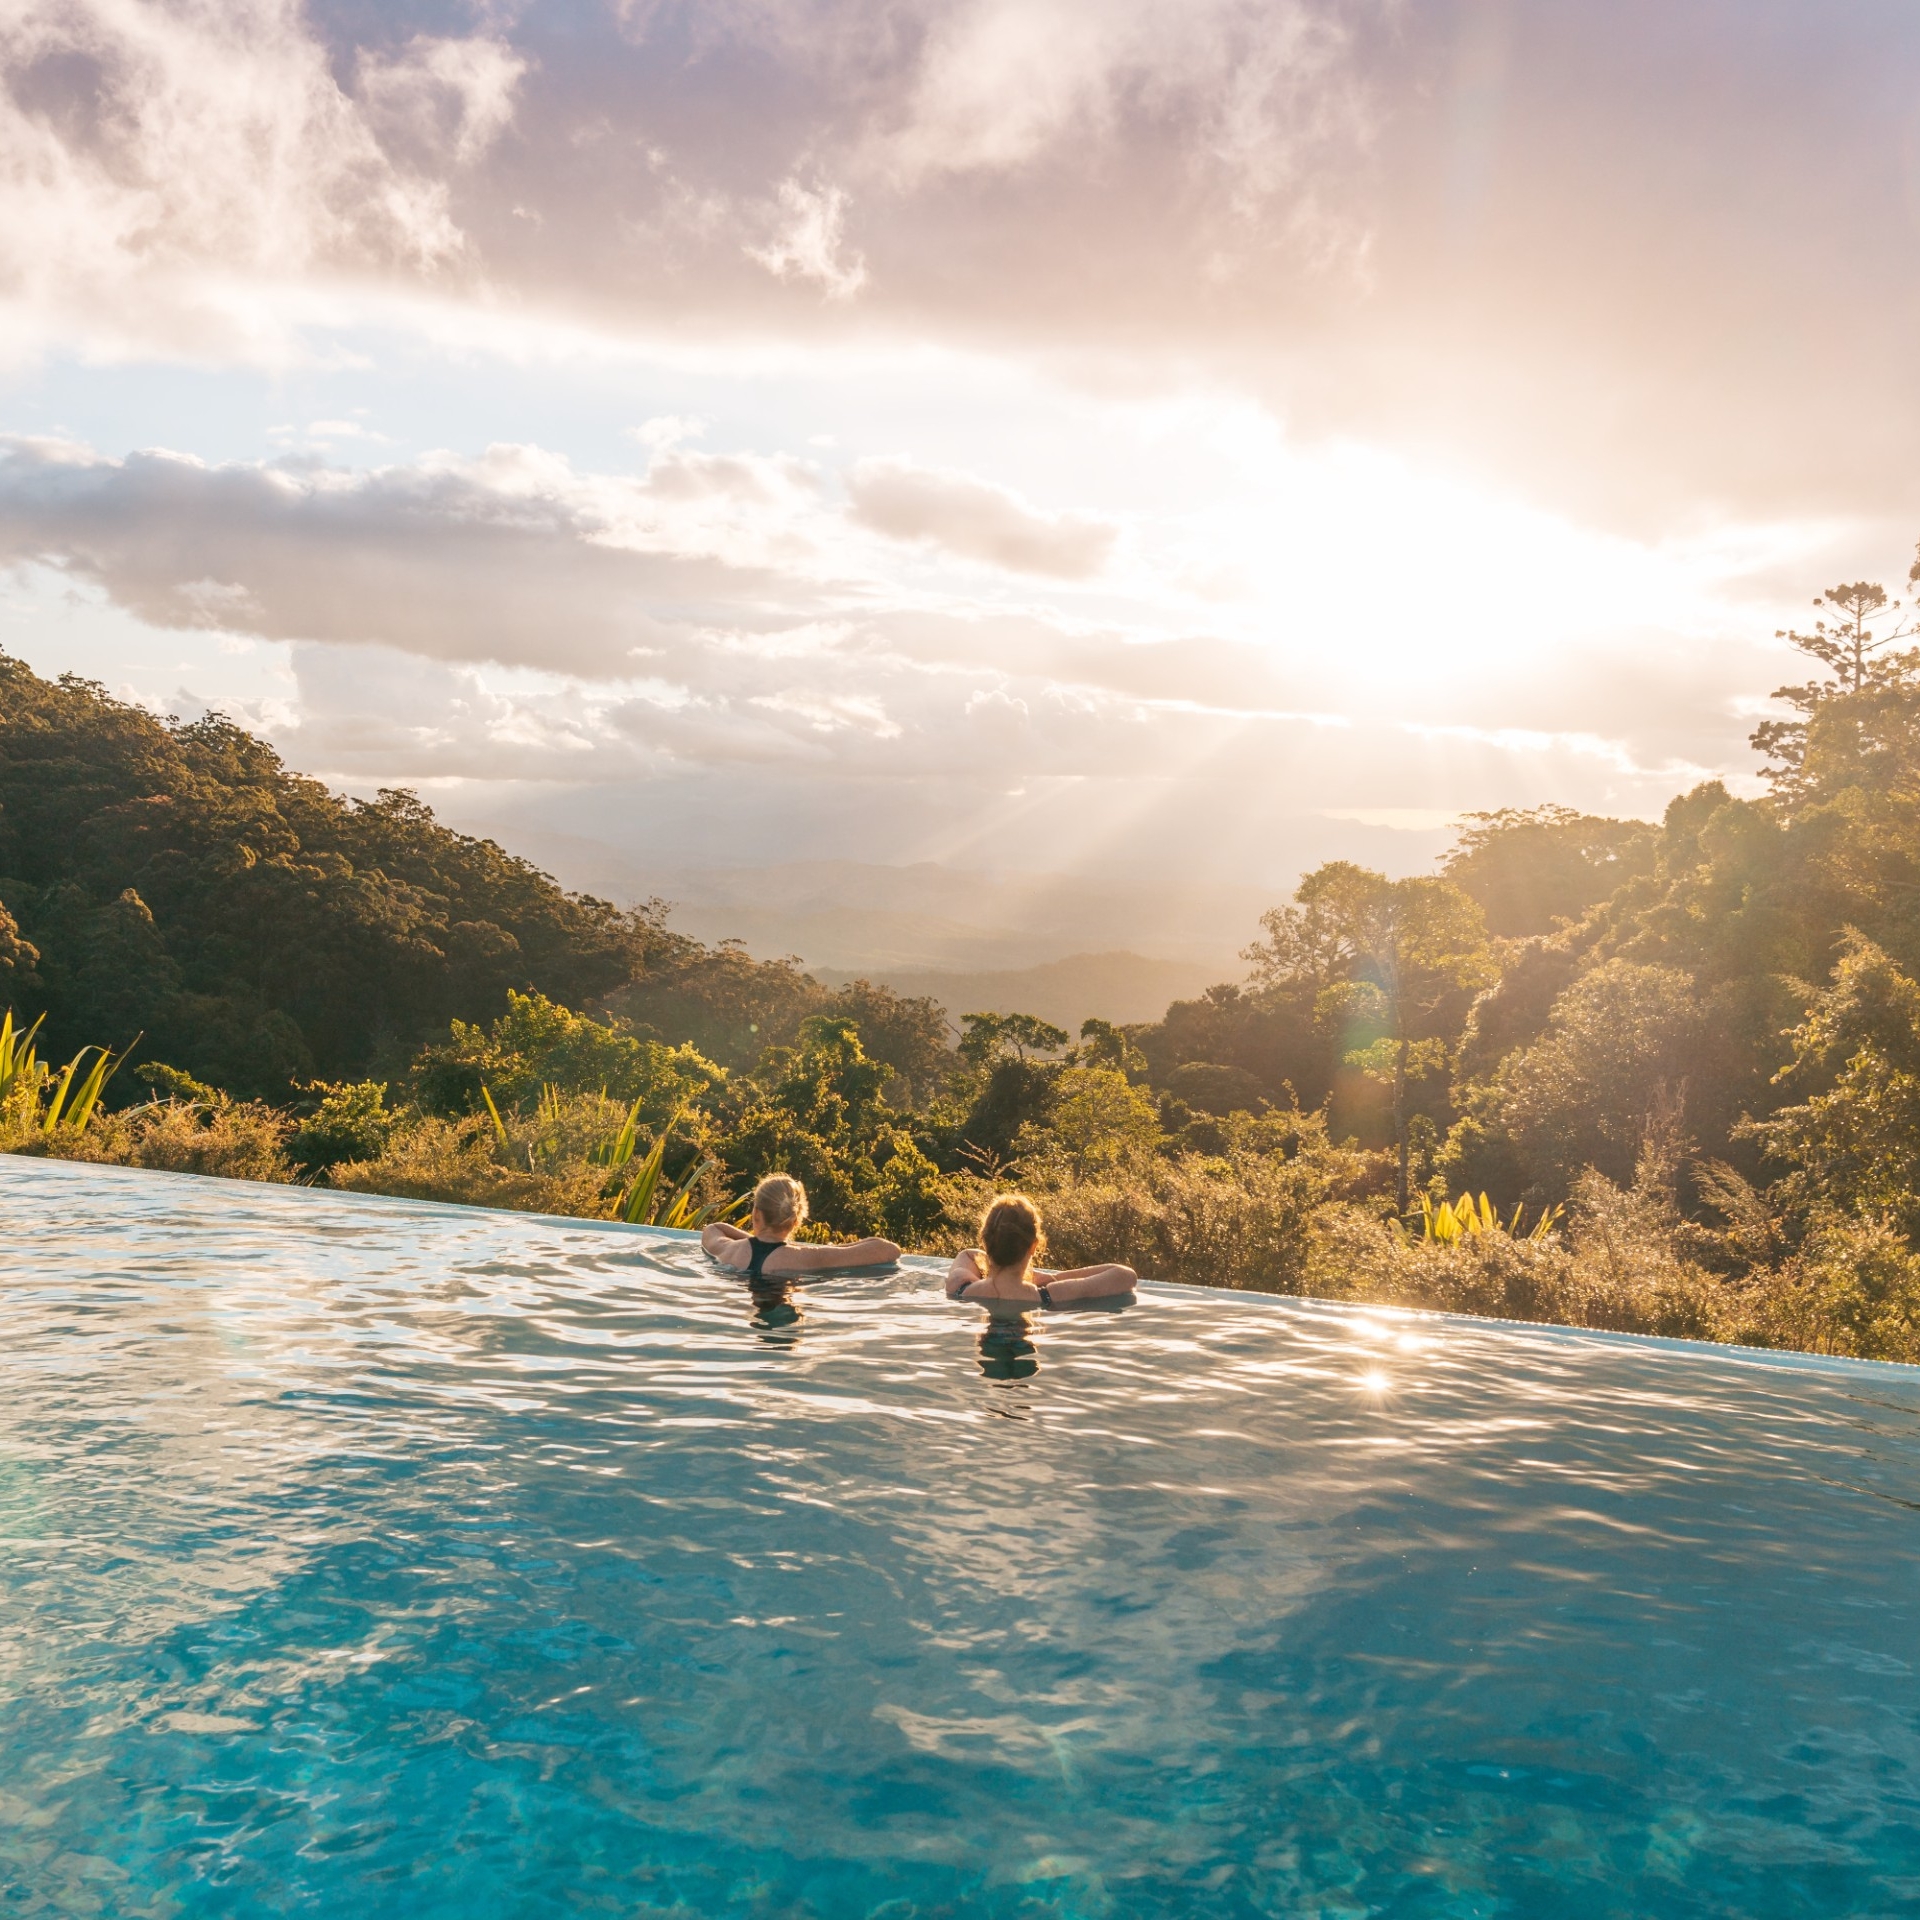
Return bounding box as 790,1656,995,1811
811,951,1221,1033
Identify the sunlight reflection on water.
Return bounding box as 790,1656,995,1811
2,1157,1919,1917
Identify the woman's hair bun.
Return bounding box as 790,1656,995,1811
980,1192,1043,1269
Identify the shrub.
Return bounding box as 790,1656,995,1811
1310,1160,1729,1340
328,1115,608,1216
1727,1212,1920,1363
1035,1110,1378,1294
6,1097,294,1184
413,990,724,1118
327,1089,731,1222
289,1081,397,1173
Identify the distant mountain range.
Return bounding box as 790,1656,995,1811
468,836,1276,980
811,950,1228,1033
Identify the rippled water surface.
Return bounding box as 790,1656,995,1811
5,1160,1920,1917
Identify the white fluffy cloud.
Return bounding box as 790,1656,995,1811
0,1,531,358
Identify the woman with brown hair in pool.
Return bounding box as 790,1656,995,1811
944,1192,1136,1310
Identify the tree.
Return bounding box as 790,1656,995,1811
721,1015,899,1231
822,980,952,1105
1752,576,1919,799
1160,1060,1263,1116
1246,865,1493,1208
604,938,827,1071
957,1010,1068,1067
1135,981,1332,1111
1033,1066,1162,1179
867,1134,951,1244
0,899,38,998
0,654,667,1090
939,1010,1072,1168
1442,805,1655,938
1780,582,1913,693
1749,933,1920,1242
947,1055,1057,1170
1476,960,1703,1198
1075,1017,1145,1075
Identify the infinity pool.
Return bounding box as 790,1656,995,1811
3,1158,1919,1916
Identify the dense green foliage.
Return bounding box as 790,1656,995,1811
20,557,1920,1365
0,656,663,1090
0,656,949,1097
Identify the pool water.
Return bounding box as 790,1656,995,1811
3,1159,1919,1918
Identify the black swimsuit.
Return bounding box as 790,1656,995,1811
745,1237,786,1282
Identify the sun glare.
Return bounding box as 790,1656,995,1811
1147,416,1762,699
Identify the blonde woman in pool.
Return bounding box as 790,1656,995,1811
702,1174,899,1282
944,1193,1136,1310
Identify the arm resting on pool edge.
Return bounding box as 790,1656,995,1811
762,1235,901,1275
701,1222,750,1269
945,1248,985,1297
1034,1262,1137,1303
700,1224,899,1275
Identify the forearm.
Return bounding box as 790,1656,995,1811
784,1236,901,1273
945,1249,984,1295
1044,1264,1137,1301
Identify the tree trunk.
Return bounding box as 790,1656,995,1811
1393,1033,1410,1213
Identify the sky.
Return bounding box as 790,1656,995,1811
2,0,1917,920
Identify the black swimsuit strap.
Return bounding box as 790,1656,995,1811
746,1236,784,1282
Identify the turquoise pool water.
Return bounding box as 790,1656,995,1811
3,1159,1919,1917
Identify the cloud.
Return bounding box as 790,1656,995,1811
847,458,1117,577
746,177,867,297
14,1,1880,913
0,0,517,357
0,434,1208,783
357,34,528,170
0,437,1144,687
0,425,1817,872
873,0,1364,219
0,435,838,676
8,0,1918,524
0,0,1375,352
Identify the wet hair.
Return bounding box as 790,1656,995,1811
752,1174,808,1233
979,1193,1044,1271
